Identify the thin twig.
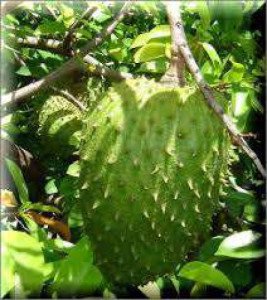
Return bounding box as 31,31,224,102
63,5,98,51
9,35,132,81
51,87,86,111
75,2,130,57
16,36,68,55
160,2,185,87
171,5,265,178
45,4,57,20
1,2,132,109
13,51,26,67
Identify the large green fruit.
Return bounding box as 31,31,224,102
36,77,108,158
37,94,83,157
79,78,229,286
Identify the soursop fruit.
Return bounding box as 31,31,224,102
79,78,229,286
37,94,83,157
36,77,108,158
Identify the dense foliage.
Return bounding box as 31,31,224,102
1,1,265,299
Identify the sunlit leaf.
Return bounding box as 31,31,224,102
134,43,166,63
45,179,58,195
198,236,224,262
16,66,32,77
137,59,168,74
223,61,245,83
66,161,80,177
201,42,222,74
179,261,235,293
131,25,170,49
232,90,249,117
209,0,243,31
1,231,50,297
50,237,103,297
186,1,210,28
60,3,75,27
215,230,265,259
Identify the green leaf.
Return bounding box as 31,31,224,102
243,200,262,223
178,261,235,293
198,236,225,262
231,89,249,117
231,89,250,131
215,230,265,259
201,42,222,74
148,25,170,38
23,202,61,214
50,237,103,297
1,243,15,298
66,161,80,177
5,158,30,205
45,179,58,195
186,1,210,28
37,50,63,61
223,189,255,218
223,61,245,83
249,90,264,113
131,32,152,49
190,282,208,297
16,66,32,77
131,25,170,49
60,3,75,27
1,231,49,297
92,11,112,23
4,14,19,26
134,43,166,63
245,282,265,298
201,61,217,83
137,59,168,74
209,1,243,31
68,204,83,228
217,261,253,290
108,41,127,62
35,20,66,35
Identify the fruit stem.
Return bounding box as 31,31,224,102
160,2,186,87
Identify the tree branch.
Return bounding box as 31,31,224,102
10,35,132,84
2,2,132,109
173,6,266,178
161,2,185,87
16,36,68,55
63,5,98,51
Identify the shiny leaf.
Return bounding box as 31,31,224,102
179,261,235,293
134,43,166,63
5,158,30,205
215,230,265,259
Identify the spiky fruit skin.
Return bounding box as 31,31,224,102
79,78,229,286
38,95,83,157
35,77,108,158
